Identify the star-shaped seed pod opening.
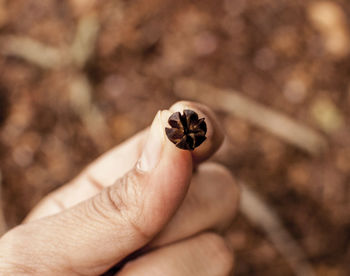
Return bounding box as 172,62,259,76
165,109,207,150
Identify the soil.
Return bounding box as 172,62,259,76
1,0,350,275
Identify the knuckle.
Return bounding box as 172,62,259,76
90,170,151,240
200,233,234,275
1,226,29,257
202,162,234,183
202,162,240,214
107,170,144,218
0,226,47,274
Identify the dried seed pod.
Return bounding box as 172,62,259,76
165,109,207,150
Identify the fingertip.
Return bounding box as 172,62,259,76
138,109,193,231
154,109,193,199
169,101,224,163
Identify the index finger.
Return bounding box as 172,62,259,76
26,101,224,221
87,100,224,185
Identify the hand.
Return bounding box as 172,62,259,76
0,101,239,275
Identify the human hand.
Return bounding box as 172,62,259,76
0,101,239,275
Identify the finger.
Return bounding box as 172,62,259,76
151,162,239,247
169,101,224,164
106,163,238,275
25,130,148,222
86,101,223,184
24,163,238,274
1,110,192,274
118,233,234,276
26,101,225,221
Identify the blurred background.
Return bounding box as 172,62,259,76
0,0,349,275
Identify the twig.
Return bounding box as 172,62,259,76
0,35,67,69
69,74,110,147
240,184,316,276
0,15,110,147
0,13,100,70
70,13,100,68
175,78,328,156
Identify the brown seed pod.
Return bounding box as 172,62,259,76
165,109,207,150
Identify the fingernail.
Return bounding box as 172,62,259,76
137,111,164,172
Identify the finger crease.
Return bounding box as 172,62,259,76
87,174,105,190
105,187,151,242
52,197,65,211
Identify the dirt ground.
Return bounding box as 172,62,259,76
0,0,350,275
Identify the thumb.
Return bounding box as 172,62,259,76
1,110,193,274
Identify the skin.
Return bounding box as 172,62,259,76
0,101,239,275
